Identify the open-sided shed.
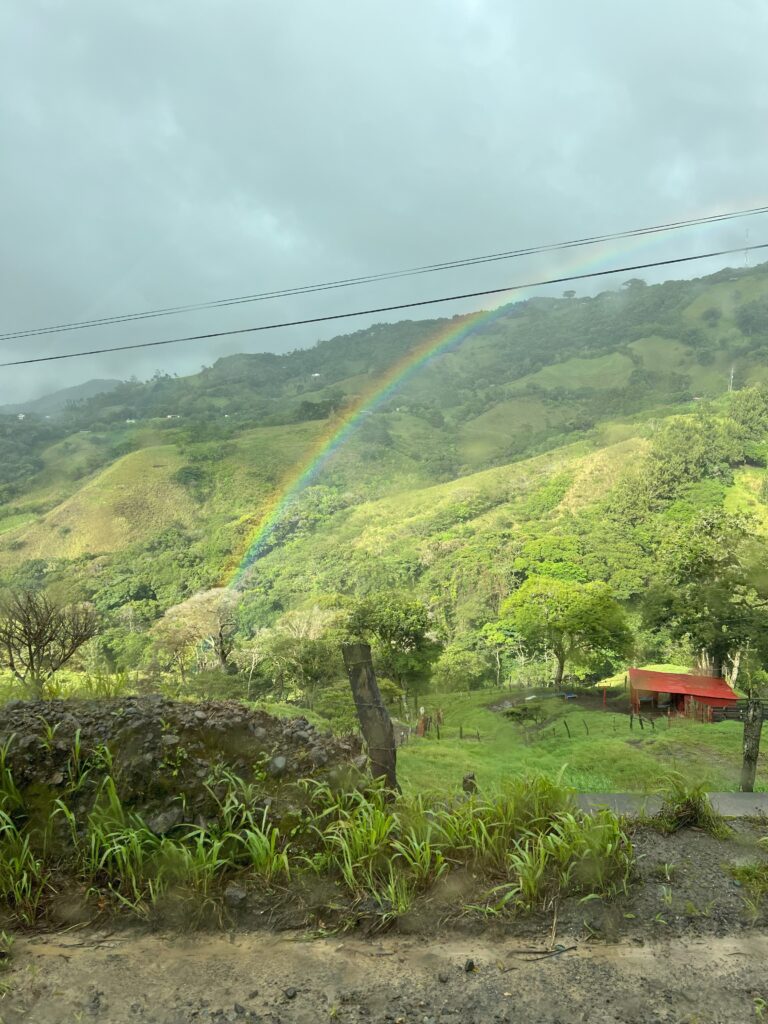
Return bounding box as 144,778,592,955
629,667,739,717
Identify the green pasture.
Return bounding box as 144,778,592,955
396,688,761,795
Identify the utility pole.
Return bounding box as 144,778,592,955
729,365,735,392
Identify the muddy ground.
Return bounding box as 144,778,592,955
2,823,768,1024
3,928,768,1024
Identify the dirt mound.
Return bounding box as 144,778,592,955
0,697,362,831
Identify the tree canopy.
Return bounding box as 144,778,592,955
500,577,633,686
643,510,768,678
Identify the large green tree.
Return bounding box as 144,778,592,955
347,592,442,696
500,576,632,687
642,511,768,794
642,510,768,679
248,606,345,704
431,642,490,692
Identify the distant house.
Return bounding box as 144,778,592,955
16,413,25,421
629,667,738,718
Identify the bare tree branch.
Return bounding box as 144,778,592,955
0,590,99,697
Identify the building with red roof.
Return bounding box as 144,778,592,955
629,667,739,717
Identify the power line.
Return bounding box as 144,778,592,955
2,241,765,369
2,203,768,343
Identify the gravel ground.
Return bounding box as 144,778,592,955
3,928,768,1024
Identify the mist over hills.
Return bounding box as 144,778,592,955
0,379,122,417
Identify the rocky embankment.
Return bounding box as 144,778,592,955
0,697,362,830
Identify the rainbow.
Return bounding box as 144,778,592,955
227,300,497,587
227,226,735,588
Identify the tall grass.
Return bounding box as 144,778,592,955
0,757,634,928
655,772,731,838
430,773,575,873
0,738,23,813
0,810,49,924
488,810,633,912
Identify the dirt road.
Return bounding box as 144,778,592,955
2,928,767,1024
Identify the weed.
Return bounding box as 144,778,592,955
36,718,60,751
364,863,417,925
650,862,676,883
391,825,447,887
433,773,576,874
156,829,228,900
683,898,713,918
730,862,768,923
204,766,267,834
79,669,133,699
742,895,762,925
0,810,49,924
160,745,188,780
320,796,397,892
0,768,636,930
0,740,23,814
654,773,730,838
0,931,12,962
228,811,291,884
480,808,633,914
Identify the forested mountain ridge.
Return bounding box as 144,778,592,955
2,260,768,694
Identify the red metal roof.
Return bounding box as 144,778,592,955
629,667,738,703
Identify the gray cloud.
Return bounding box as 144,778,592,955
1,0,767,402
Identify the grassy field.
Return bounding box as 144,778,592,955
510,350,635,392
0,672,760,796
1,445,199,562
396,688,761,795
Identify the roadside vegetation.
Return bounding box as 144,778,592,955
0,756,632,930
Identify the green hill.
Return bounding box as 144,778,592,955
2,260,768,671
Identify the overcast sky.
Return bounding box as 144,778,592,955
1,0,767,403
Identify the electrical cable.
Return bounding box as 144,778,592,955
2,241,764,368
2,203,767,342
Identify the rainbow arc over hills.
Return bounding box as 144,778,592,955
228,303,492,586
227,228,734,586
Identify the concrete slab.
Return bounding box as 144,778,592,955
577,792,768,818
709,792,768,817
576,794,661,816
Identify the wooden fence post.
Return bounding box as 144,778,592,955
342,642,399,793
740,699,764,793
